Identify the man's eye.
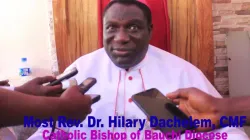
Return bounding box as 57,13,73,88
128,25,139,31
106,26,116,32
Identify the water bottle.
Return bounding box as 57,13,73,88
19,57,32,83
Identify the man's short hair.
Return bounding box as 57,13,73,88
103,0,152,26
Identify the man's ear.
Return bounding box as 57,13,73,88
148,24,153,38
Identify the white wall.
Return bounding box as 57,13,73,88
0,0,54,86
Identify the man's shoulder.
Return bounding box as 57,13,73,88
64,48,108,72
148,45,199,71
76,48,106,62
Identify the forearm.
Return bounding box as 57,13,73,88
0,88,65,128
219,96,250,125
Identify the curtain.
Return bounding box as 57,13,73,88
98,0,110,49
97,0,171,52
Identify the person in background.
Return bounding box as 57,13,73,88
166,87,250,131
29,0,248,139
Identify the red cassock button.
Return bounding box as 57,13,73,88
128,76,133,80
128,98,133,103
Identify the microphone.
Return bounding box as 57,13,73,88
78,78,97,94
47,67,78,86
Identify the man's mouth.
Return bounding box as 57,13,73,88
113,50,130,56
112,48,133,57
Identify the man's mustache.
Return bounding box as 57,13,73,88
112,47,135,51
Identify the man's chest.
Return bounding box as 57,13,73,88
83,70,150,125
69,66,196,139
86,68,183,113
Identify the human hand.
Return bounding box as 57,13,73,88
15,76,62,96
0,80,10,86
166,87,223,132
60,85,92,121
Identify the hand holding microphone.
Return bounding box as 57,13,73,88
27,67,100,120
0,67,100,129
14,76,62,96
46,68,100,100
59,85,93,121
166,87,222,132
1,69,76,96
47,68,100,135
58,78,99,120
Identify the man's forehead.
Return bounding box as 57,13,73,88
104,3,145,21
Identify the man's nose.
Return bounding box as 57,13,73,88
114,30,129,43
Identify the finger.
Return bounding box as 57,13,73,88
179,108,190,117
166,88,191,99
81,95,92,114
88,108,92,114
84,95,92,105
172,99,180,104
37,76,57,84
49,84,62,90
176,103,190,116
165,89,182,99
43,85,63,95
79,83,95,95
0,80,9,85
3,83,10,86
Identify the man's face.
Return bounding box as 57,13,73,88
103,3,152,69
